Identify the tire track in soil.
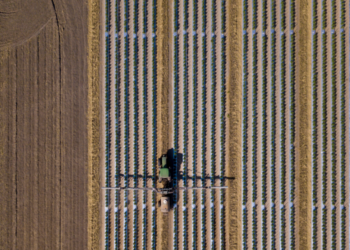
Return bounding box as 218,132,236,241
0,48,11,249
226,0,242,247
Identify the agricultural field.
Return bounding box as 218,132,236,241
0,0,100,249
102,0,350,250
311,0,350,249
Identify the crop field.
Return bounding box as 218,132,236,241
0,0,99,249
102,0,349,250
311,0,349,249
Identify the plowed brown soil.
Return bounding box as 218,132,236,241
0,0,99,249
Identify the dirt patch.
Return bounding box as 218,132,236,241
0,0,90,249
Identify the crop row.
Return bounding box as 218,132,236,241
141,0,148,249
340,26,347,250
289,0,296,245
123,0,130,248
331,32,336,207
201,1,207,248
252,33,258,204
311,25,318,249
201,0,207,249
322,207,327,249
242,0,248,245
182,0,189,248
280,29,287,250
261,30,268,250
132,1,139,249
210,0,217,247
242,31,248,206
105,1,112,249
270,0,277,245
280,33,286,205
192,1,199,249
173,1,180,248
312,32,318,206
115,0,122,248
270,28,277,250
220,0,226,247
151,0,157,248
321,32,327,205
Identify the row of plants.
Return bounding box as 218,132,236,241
220,0,226,247
124,0,130,248
280,16,287,244
141,1,148,249
242,0,248,243
290,205,295,249
201,1,208,248
192,1,198,249
322,207,327,249
262,34,268,205
311,10,318,247
133,1,140,249
281,206,286,249
331,0,336,29
270,2,277,246
242,31,249,206
322,0,327,29
312,0,318,30
280,33,287,205
252,206,258,249
339,4,347,249
290,33,296,202
312,32,318,206
340,27,346,206
322,32,327,205
262,208,267,249
173,0,180,248
289,1,297,245
331,207,336,249
115,1,122,248
182,0,190,248
210,1,217,247
261,28,268,249
252,33,258,203
341,207,346,249
151,1,157,248
105,2,112,249
331,32,337,206
312,207,318,250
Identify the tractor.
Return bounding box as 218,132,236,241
103,153,227,214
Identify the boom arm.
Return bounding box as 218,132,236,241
178,186,228,191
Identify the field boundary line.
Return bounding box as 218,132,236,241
87,0,100,249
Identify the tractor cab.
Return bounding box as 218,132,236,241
158,154,171,183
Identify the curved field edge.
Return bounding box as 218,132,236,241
227,0,242,249
87,0,100,249
296,0,312,248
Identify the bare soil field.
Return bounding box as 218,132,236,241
0,0,100,249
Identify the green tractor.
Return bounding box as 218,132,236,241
158,154,171,183
102,153,227,214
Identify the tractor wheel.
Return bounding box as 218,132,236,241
158,200,161,208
